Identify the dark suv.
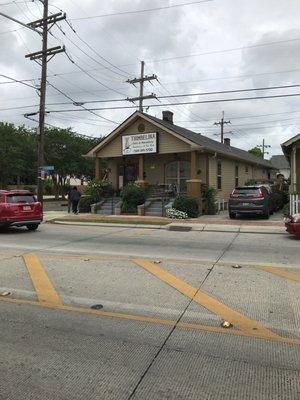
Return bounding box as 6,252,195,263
228,186,272,219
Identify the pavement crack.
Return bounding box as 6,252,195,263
127,232,241,399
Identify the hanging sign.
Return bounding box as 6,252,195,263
122,133,157,155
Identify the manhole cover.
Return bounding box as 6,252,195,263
168,225,192,232
91,304,103,310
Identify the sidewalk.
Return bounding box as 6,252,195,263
43,211,286,235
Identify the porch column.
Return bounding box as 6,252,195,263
186,150,202,210
135,154,147,187
205,154,210,186
95,157,101,180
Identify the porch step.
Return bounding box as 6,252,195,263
145,200,164,217
97,198,120,215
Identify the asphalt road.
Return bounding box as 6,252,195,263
0,224,299,400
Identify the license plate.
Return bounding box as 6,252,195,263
23,205,31,211
242,202,249,206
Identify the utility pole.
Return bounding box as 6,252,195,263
214,111,231,143
25,3,66,203
257,139,271,159
127,61,157,112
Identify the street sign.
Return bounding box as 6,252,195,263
43,165,54,171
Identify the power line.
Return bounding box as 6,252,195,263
0,73,37,89
70,1,213,21
45,80,119,124
41,92,300,114
63,18,133,78
64,51,127,97
143,37,300,64
55,23,129,79
24,82,300,107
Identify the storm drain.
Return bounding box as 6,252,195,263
168,225,192,232
90,304,103,310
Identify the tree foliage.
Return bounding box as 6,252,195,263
0,122,100,189
248,147,263,158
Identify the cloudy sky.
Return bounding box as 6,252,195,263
1,0,300,157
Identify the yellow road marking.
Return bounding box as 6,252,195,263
133,258,279,339
22,254,62,305
0,297,299,345
256,265,300,283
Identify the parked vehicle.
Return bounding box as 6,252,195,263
228,186,272,219
284,214,300,236
0,190,43,230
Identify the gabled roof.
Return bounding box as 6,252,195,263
282,133,300,148
270,155,290,170
144,113,273,169
87,110,274,168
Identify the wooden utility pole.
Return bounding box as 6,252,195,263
25,4,66,203
127,61,157,112
214,111,231,143
257,138,271,159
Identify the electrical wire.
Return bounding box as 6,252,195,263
64,51,127,97
64,18,133,78
55,24,129,80
42,92,300,114
70,1,213,21
0,73,38,89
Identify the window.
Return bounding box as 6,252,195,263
245,165,249,173
7,194,36,203
235,165,239,187
217,160,222,190
165,160,190,193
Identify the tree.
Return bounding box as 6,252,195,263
0,122,36,187
44,127,99,197
248,147,263,158
0,121,101,193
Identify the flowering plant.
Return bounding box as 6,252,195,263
166,208,188,219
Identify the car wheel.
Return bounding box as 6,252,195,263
26,224,39,231
229,212,235,219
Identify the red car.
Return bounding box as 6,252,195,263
285,214,300,236
0,190,43,231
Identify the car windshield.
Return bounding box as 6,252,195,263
233,188,261,196
7,195,36,203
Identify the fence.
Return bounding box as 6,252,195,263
290,194,300,214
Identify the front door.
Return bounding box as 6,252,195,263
123,164,138,186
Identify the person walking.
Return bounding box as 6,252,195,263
69,186,81,214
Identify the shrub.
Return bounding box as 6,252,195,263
78,195,94,213
43,178,54,195
202,186,217,215
166,208,188,219
121,184,146,214
86,179,114,200
173,195,199,218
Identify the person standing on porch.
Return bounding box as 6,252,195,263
69,186,81,214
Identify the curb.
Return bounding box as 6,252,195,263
49,219,286,235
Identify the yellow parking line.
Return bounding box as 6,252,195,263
22,254,62,305
0,297,299,345
133,258,280,339
256,265,300,283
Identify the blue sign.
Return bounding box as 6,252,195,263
43,165,54,171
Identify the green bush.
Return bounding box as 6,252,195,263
43,178,54,195
86,179,114,200
121,184,146,214
173,195,199,218
202,186,217,215
78,195,94,213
